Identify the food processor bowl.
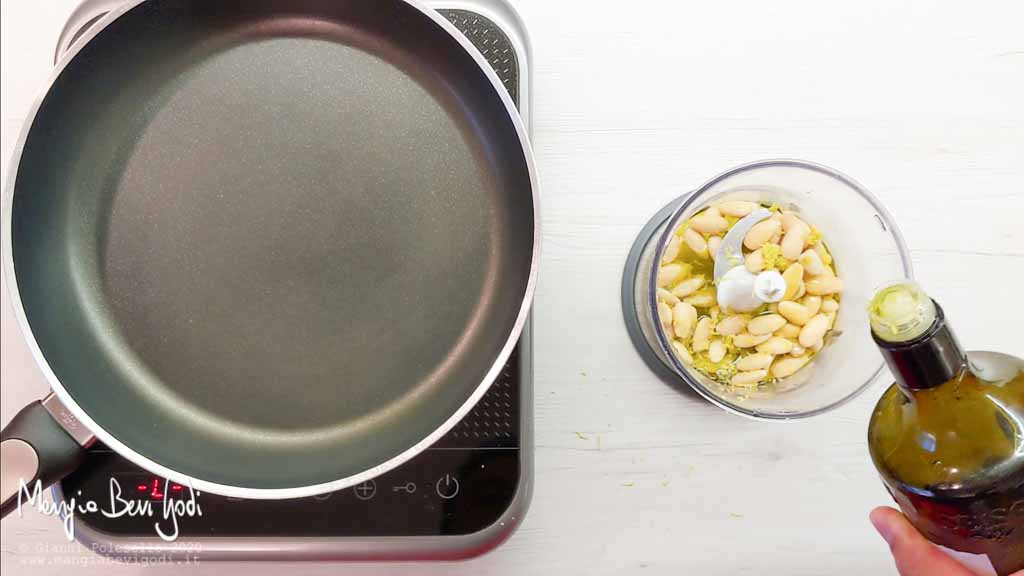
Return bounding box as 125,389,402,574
623,159,912,419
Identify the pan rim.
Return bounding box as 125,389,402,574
1,0,540,499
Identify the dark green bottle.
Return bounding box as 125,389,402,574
867,281,1023,575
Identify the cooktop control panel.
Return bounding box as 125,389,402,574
56,8,527,540
59,348,521,537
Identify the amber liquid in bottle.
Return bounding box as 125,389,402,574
867,283,1023,575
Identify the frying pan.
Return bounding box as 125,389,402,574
0,0,538,515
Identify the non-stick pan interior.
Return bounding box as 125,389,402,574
10,0,534,490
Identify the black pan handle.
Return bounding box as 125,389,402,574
1,396,92,518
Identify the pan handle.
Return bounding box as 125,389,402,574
54,0,124,64
1,395,92,518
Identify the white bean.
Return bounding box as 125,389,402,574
661,235,682,264
802,295,822,317
733,332,773,348
747,314,787,335
811,339,824,353
769,214,783,243
658,302,673,333
657,287,680,306
690,207,730,235
775,323,802,339
790,345,806,357
798,313,830,348
782,263,804,301
821,298,839,313
684,288,717,308
671,275,706,298
731,370,768,387
806,276,843,296
756,337,795,355
736,353,774,371
716,314,750,336
692,317,713,352
708,339,727,363
771,355,811,379
745,249,765,273
718,201,759,217
658,263,685,287
781,222,810,261
780,211,807,233
799,249,826,276
683,228,708,257
673,302,698,340
707,236,722,260
743,220,781,251
778,301,811,326
672,340,693,365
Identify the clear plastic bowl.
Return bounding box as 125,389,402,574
642,160,912,419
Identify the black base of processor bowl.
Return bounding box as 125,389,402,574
620,193,702,399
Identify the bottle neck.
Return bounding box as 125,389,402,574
872,301,967,392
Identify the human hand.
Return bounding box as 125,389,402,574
870,506,1022,576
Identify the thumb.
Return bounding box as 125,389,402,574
870,507,978,576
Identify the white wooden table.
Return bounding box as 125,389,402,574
2,1,1022,574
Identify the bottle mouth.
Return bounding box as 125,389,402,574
868,281,937,343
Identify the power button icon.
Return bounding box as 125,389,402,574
435,474,459,500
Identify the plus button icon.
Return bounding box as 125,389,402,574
353,480,377,501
